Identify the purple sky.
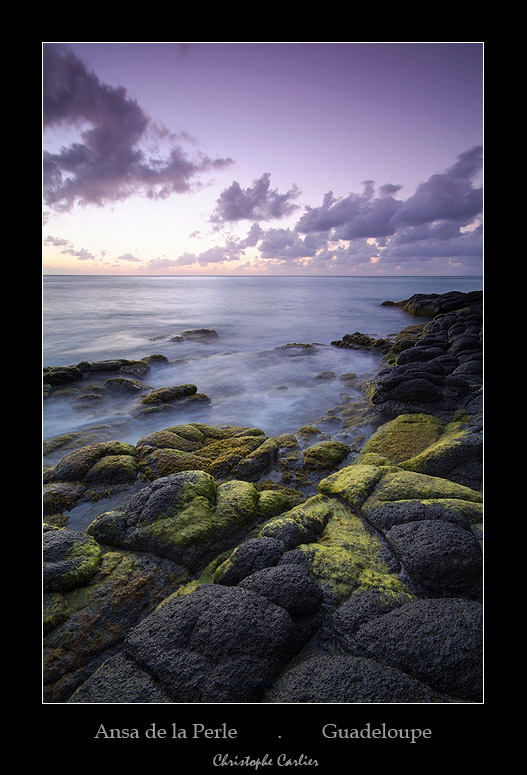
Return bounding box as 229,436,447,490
42,42,483,275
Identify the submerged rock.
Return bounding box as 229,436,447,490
139,384,198,405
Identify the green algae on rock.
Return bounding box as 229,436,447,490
303,440,351,470
298,498,413,606
86,470,297,575
356,412,482,488
43,541,183,703
318,464,385,511
257,494,334,549
43,526,102,593
357,413,445,464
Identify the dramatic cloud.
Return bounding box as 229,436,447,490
43,44,233,212
210,173,300,225
393,146,483,227
258,228,327,260
295,183,400,238
295,147,482,241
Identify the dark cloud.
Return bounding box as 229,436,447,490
44,234,72,247
210,173,300,225
60,246,97,260
383,223,483,261
258,227,326,259
295,182,400,239
394,146,483,227
43,44,233,211
295,146,483,242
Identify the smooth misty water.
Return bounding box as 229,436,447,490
43,275,483,447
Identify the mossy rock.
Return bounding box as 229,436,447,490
50,441,137,483
85,471,284,573
135,424,275,483
232,437,279,480
298,498,413,606
357,413,477,480
138,448,207,478
367,468,482,505
140,384,197,406
258,494,334,549
257,489,304,519
43,547,183,703
303,440,351,471
166,424,206,444
43,528,102,593
296,426,322,438
197,435,268,479
104,377,151,393
318,464,385,511
357,414,445,464
214,480,261,533
43,482,86,516
139,495,216,551
83,454,137,484
136,429,203,453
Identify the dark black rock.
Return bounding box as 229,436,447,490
368,291,482,418
43,529,100,593
353,598,483,701
364,499,472,532
264,654,450,703
396,347,445,364
67,653,173,703
377,377,443,404
386,520,482,597
329,589,409,653
238,564,323,616
124,584,298,702
214,538,285,585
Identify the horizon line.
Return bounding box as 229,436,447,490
43,273,484,279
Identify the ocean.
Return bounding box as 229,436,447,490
43,275,483,450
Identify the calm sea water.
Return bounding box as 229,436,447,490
43,275,483,446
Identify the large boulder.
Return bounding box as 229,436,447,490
265,654,451,703
87,471,260,573
122,584,300,702
352,598,483,701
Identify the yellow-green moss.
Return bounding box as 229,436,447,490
357,413,445,464
367,468,483,505
303,440,351,470
197,435,266,478
139,448,206,478
399,419,470,473
158,550,234,605
214,480,260,532
257,488,303,519
61,535,102,590
136,429,203,452
258,494,334,544
43,593,70,634
318,464,384,510
142,495,216,549
84,454,137,483
297,498,413,605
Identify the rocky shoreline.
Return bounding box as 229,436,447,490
43,289,483,704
